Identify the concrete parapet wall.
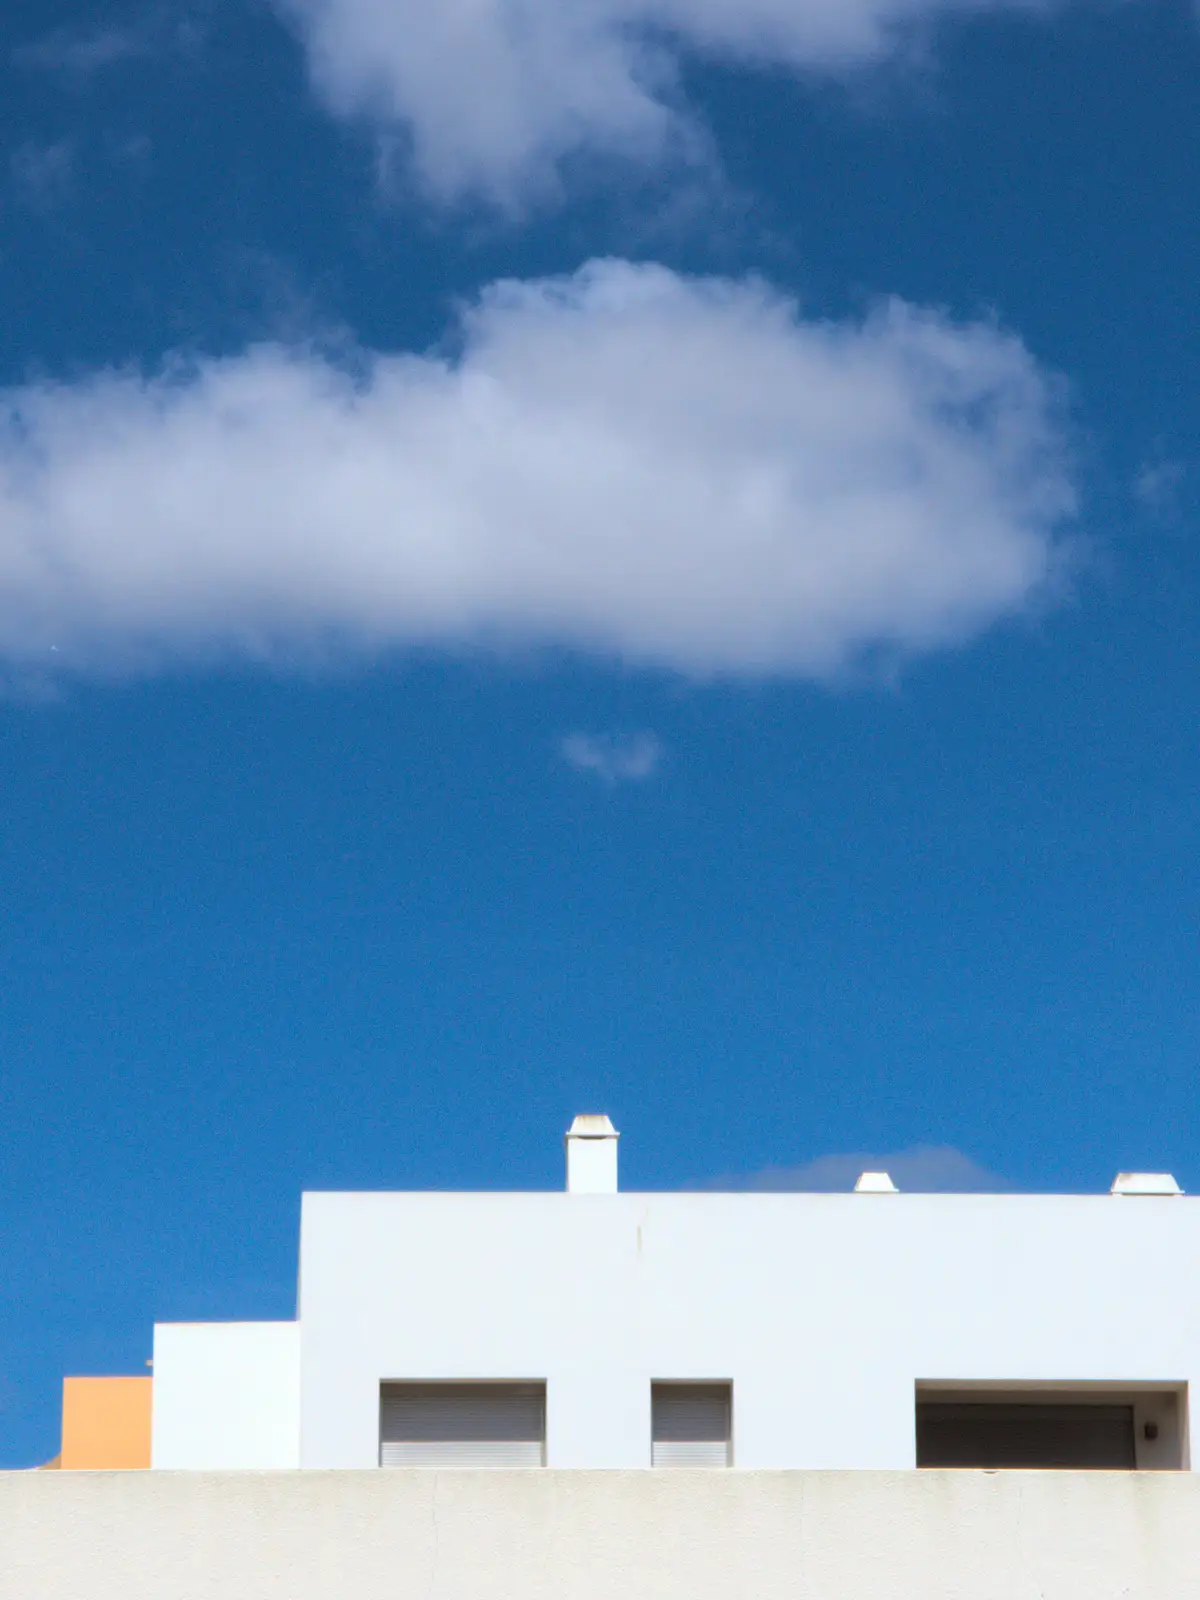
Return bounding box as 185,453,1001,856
2,1469,1197,1599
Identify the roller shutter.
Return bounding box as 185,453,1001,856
380,1383,545,1468
651,1383,732,1468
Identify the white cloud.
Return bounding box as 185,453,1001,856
274,0,1062,203
0,260,1074,678
711,1144,1007,1192
563,731,662,783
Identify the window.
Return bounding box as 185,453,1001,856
917,1402,1135,1468
651,1382,732,1468
915,1386,1186,1470
379,1382,545,1468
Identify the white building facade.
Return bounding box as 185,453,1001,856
150,1117,1194,1472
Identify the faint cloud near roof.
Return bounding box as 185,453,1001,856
706,1144,1009,1193
562,731,662,785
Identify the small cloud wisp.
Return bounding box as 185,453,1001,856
562,731,662,784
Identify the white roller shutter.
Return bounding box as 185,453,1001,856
651,1383,732,1468
380,1383,545,1468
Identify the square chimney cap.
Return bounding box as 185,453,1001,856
1110,1172,1183,1196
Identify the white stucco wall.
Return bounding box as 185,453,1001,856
297,1191,1199,1469
152,1323,300,1469
4,1470,1199,1599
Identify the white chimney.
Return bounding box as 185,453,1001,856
566,1114,619,1194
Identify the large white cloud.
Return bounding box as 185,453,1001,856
0,260,1073,677
275,0,1058,202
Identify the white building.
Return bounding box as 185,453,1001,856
150,1116,1194,1473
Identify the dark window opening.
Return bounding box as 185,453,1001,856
916,1401,1136,1469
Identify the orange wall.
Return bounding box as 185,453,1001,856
61,1377,152,1470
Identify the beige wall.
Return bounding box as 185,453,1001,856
3,1470,1200,1599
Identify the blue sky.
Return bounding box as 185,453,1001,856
1,0,1199,1464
